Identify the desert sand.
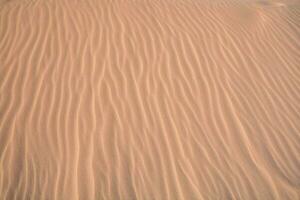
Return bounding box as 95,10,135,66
0,0,300,199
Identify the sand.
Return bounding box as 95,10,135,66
0,0,300,199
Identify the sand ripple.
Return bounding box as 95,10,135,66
0,0,300,199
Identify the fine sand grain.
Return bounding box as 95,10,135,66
0,0,300,199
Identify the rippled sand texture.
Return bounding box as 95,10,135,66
1,0,300,199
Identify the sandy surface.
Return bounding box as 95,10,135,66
0,0,300,199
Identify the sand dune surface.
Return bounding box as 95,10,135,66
0,0,300,199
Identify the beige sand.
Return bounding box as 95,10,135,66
0,0,300,199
